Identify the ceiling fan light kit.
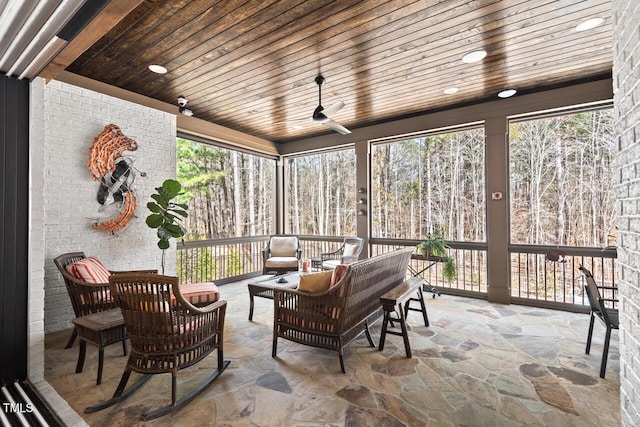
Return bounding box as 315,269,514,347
274,74,351,135
310,74,351,135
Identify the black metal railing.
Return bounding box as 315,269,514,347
509,244,617,309
177,235,348,284
370,238,488,295
177,236,617,311
177,236,269,284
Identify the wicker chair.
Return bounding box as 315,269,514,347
320,237,364,270
85,273,229,421
262,235,302,275
53,252,156,349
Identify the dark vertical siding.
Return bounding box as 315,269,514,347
0,74,30,383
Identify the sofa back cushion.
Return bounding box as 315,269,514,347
270,236,298,257
66,257,111,283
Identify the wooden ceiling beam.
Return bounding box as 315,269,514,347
38,0,146,83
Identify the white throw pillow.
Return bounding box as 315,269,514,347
343,243,359,256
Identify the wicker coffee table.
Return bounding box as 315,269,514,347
248,272,302,321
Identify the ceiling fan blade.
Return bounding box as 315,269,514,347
323,119,351,135
322,101,345,117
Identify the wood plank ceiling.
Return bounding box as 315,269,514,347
65,0,612,144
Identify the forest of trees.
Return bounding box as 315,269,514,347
285,149,357,236
176,137,274,239
176,107,615,251
369,108,615,247
372,128,486,241
509,109,616,247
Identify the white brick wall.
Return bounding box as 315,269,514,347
29,78,46,381
613,0,640,425
35,79,177,332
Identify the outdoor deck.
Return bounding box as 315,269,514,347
44,278,620,426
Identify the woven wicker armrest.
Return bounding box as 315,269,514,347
173,292,228,315
64,278,116,317
65,270,157,289
174,300,227,334
71,279,111,289
170,280,225,313
321,247,343,262
110,269,158,275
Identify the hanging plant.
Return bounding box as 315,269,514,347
146,179,188,274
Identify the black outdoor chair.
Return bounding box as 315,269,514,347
579,265,619,378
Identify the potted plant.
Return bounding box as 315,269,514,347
146,179,188,274
416,233,457,283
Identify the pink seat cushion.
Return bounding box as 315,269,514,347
66,257,111,283
173,282,220,306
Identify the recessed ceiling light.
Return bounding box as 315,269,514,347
462,50,487,64
443,87,459,94
576,17,604,32
148,64,167,74
498,89,517,98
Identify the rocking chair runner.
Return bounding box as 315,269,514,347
85,273,229,421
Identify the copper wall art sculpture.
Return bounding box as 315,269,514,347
87,124,145,235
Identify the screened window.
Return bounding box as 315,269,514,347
177,137,275,239
285,148,356,236
371,127,485,241
509,108,616,246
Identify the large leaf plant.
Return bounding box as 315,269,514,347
146,179,188,274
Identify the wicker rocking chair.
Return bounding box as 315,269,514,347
53,252,156,349
85,273,229,421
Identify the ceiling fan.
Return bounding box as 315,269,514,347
275,74,351,135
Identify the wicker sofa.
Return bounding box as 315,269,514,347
272,247,414,373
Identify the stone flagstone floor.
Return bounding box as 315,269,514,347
45,279,620,426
